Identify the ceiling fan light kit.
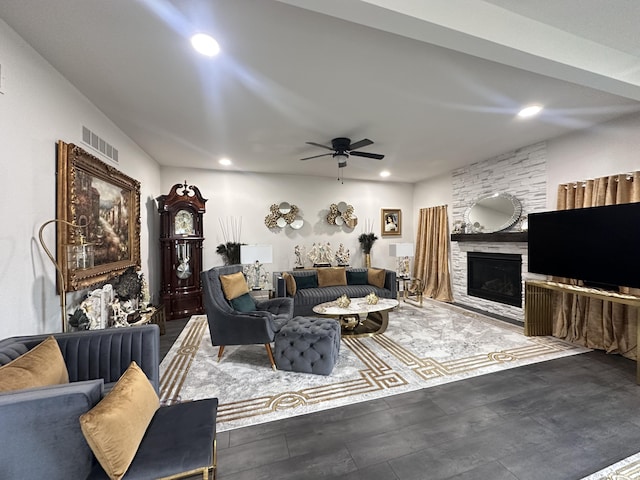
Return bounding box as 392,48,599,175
300,137,385,168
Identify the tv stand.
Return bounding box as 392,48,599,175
524,280,640,384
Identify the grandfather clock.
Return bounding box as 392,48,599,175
157,181,207,320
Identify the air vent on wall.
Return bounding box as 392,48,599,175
82,126,119,163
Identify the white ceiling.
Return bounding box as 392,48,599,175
1,0,639,183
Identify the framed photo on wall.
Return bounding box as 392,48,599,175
381,208,402,236
56,141,141,291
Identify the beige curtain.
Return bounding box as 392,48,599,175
553,171,640,359
414,205,453,302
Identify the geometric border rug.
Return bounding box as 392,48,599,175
160,299,590,433
581,454,640,480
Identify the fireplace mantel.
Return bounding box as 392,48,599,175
451,232,528,243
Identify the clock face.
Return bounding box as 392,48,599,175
174,209,194,235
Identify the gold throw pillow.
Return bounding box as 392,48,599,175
282,272,297,296
220,271,250,300
0,336,69,393
317,267,347,287
367,268,386,289
79,361,160,480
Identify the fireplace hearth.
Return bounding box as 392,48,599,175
467,252,522,307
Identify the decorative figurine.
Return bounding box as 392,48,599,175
365,292,379,305
335,243,350,266
307,243,319,266
336,294,351,308
294,245,305,269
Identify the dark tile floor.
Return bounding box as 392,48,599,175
161,319,640,480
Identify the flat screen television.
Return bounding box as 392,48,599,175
527,202,640,289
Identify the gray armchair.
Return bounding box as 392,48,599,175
202,265,294,369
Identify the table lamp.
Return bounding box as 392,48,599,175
240,245,273,289
389,243,414,279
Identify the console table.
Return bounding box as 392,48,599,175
524,280,640,383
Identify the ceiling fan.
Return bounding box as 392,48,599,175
300,137,384,168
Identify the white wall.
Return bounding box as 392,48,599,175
546,111,640,208
160,167,414,279
412,172,453,213
3,14,639,338
0,20,161,337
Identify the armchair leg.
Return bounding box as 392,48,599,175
217,346,225,362
265,343,277,371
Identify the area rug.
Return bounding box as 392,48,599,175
159,299,589,432
582,454,640,480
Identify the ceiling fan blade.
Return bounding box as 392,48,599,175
305,141,333,151
300,153,333,161
347,138,373,151
350,151,384,160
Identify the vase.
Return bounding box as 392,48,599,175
364,253,371,268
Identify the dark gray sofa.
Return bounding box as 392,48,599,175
0,325,218,479
0,324,160,393
276,267,397,316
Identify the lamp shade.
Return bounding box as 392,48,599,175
389,243,414,257
240,245,273,264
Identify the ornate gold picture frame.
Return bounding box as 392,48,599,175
57,141,140,291
381,208,402,237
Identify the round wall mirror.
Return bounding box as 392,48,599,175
278,202,291,214
463,193,521,233
290,217,304,230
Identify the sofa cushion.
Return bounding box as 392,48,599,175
317,267,347,287
282,272,297,296
80,361,160,480
368,268,386,288
346,270,368,285
0,336,69,393
294,273,318,289
220,271,249,300
230,292,257,312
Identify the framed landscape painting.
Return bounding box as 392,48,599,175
381,208,402,236
56,141,140,291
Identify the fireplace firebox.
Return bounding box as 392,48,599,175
467,252,522,307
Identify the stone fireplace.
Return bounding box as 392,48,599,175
467,252,522,307
450,141,547,323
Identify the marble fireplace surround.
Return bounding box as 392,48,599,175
450,141,547,323
451,235,528,323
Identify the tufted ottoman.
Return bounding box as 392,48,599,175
274,316,340,375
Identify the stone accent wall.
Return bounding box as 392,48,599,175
450,142,547,322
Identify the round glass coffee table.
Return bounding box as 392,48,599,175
312,297,399,337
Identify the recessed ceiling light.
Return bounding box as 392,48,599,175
379,170,391,178
518,105,543,118
191,33,220,57
219,158,232,166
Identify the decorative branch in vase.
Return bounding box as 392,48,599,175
217,217,243,265
358,232,378,267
